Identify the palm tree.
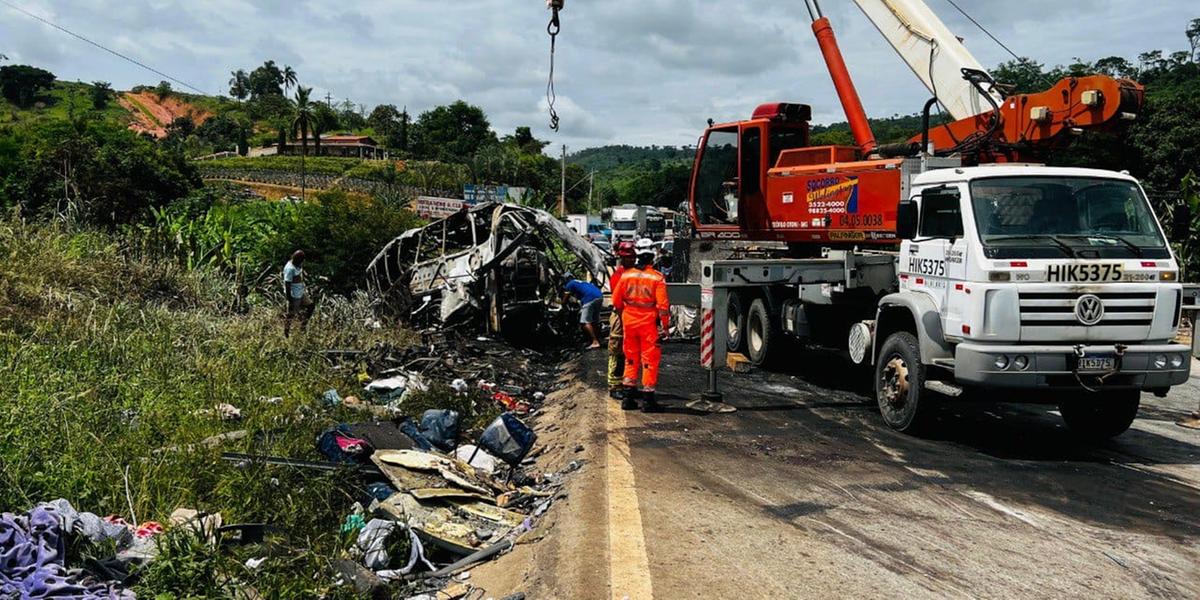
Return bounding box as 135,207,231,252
228,70,249,101
292,86,315,199
283,65,297,94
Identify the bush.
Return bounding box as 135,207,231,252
252,190,422,294
0,118,200,225
135,186,421,295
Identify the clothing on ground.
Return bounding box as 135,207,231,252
283,260,306,299
1,502,136,600
564,279,602,305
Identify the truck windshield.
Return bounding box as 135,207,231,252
613,221,637,231
970,177,1169,259
646,219,665,233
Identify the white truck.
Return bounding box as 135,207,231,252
880,165,1194,437
607,204,666,243
680,0,1197,439
700,163,1194,438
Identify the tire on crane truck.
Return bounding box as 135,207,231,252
746,298,782,367
874,331,937,433
726,291,747,354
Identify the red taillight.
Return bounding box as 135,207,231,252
916,278,925,285
1141,261,1158,268
1010,261,1028,268
954,283,964,291
962,324,971,334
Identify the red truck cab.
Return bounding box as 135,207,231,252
689,102,902,246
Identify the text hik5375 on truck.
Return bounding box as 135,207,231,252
672,0,1197,439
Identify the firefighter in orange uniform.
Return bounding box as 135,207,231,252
608,240,638,401
612,238,670,412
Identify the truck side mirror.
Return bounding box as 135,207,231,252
897,200,918,240
1171,204,1191,243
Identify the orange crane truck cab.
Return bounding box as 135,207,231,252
689,102,904,247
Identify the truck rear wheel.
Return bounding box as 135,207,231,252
746,298,779,367
875,332,934,433
1059,391,1140,440
726,292,746,354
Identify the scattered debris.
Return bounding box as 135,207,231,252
194,402,243,421
169,508,223,545
455,445,499,475
477,413,538,466
194,312,579,597
686,399,738,414
322,389,344,408
726,352,752,374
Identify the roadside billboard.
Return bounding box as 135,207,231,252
464,184,509,203
416,196,471,219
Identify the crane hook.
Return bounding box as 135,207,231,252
546,0,564,131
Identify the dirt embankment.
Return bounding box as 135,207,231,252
469,362,611,599
118,91,213,138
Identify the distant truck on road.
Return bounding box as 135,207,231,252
605,204,666,243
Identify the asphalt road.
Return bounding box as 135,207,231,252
584,342,1200,599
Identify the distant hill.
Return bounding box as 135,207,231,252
572,112,947,174
570,145,695,173
1,80,230,138
119,90,217,138
811,112,953,146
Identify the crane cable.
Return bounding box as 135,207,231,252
941,0,1021,62
545,0,564,132
0,0,207,95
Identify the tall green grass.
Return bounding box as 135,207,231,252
0,220,406,597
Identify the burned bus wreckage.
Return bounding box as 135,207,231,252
367,202,609,342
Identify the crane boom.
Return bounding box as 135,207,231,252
852,0,1002,121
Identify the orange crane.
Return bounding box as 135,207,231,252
684,0,1146,245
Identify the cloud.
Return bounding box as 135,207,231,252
0,0,1195,149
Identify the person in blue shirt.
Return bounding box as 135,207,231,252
563,273,603,349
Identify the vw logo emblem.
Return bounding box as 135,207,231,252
1075,294,1104,325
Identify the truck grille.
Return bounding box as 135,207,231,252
1018,291,1155,327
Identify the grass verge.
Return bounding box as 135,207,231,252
0,219,408,597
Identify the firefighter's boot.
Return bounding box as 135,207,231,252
641,390,660,413
621,387,640,410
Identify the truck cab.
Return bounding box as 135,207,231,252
875,165,1191,437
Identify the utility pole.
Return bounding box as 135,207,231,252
324,91,333,107
588,170,594,215
560,144,567,217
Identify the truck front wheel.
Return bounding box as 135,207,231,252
875,332,934,433
1059,391,1140,440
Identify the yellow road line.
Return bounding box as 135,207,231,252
606,399,654,600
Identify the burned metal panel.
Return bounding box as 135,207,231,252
366,202,610,336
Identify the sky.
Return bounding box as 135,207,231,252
1,0,1195,151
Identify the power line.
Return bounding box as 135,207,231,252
0,0,208,94
941,0,1022,62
